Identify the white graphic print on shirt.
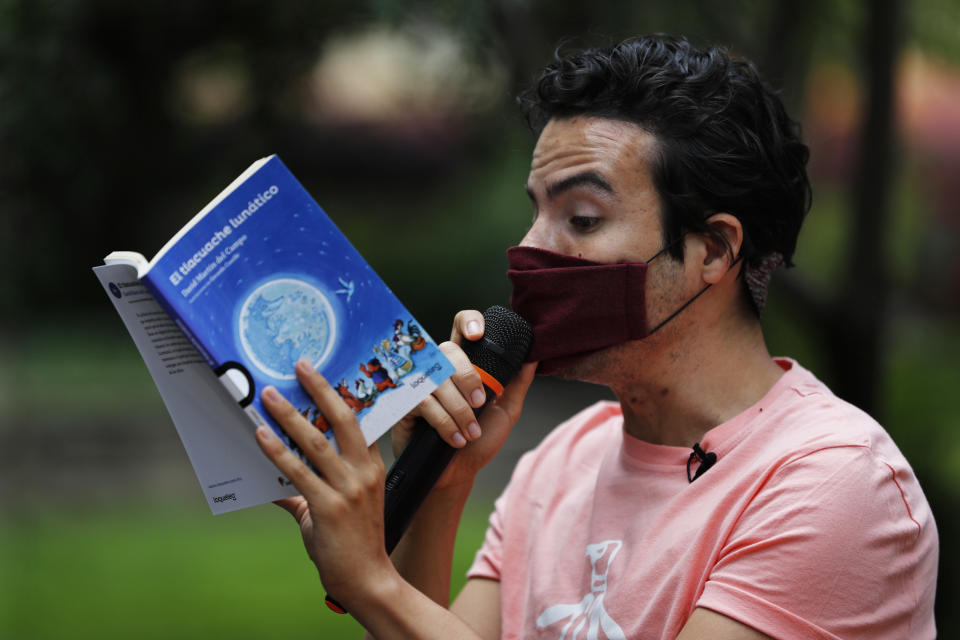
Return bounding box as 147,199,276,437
535,540,627,640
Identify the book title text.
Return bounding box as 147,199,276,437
168,185,279,287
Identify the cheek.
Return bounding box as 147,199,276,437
582,231,643,264
644,259,689,321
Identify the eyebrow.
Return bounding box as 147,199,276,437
525,171,616,204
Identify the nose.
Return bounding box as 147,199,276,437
520,216,562,253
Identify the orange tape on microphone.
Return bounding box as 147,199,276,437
473,365,504,397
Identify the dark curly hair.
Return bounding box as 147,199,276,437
519,35,811,311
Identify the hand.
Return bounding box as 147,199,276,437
391,309,537,489
255,358,396,609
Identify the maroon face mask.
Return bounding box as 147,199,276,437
507,245,708,375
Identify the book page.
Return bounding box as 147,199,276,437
93,262,298,513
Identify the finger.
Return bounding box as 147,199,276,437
256,424,333,499
260,384,346,487
431,375,482,442
451,309,484,344
294,359,368,459
367,442,385,475
390,414,418,458
416,394,468,448
439,341,486,410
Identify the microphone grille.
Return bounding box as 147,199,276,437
462,305,533,385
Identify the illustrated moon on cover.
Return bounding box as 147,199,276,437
239,278,337,380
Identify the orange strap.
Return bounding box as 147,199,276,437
474,365,504,397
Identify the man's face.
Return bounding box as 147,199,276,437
522,116,664,264
520,116,692,382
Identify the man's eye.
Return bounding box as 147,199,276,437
570,216,600,231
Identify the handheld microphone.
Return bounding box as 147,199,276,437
325,305,533,614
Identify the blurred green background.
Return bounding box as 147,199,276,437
2,0,958,637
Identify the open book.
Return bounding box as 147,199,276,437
93,155,454,513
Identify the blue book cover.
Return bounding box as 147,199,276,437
139,155,454,453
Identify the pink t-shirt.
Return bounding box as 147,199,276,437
468,359,938,639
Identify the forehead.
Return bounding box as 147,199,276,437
529,116,658,185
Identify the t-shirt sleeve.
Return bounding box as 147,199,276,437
697,445,938,639
466,492,507,581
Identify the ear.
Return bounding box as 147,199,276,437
699,213,743,284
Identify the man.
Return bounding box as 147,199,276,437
254,35,938,638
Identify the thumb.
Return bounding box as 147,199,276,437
273,496,308,521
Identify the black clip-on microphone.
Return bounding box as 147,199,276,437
686,442,717,482
325,305,533,614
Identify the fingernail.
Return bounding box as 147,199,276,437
296,359,312,374
256,426,275,441
471,388,486,407
263,386,280,402
452,433,467,448
466,320,481,337
467,422,481,440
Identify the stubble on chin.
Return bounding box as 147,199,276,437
547,340,646,387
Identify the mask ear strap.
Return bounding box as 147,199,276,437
648,254,744,335
644,233,686,264
647,282,712,335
